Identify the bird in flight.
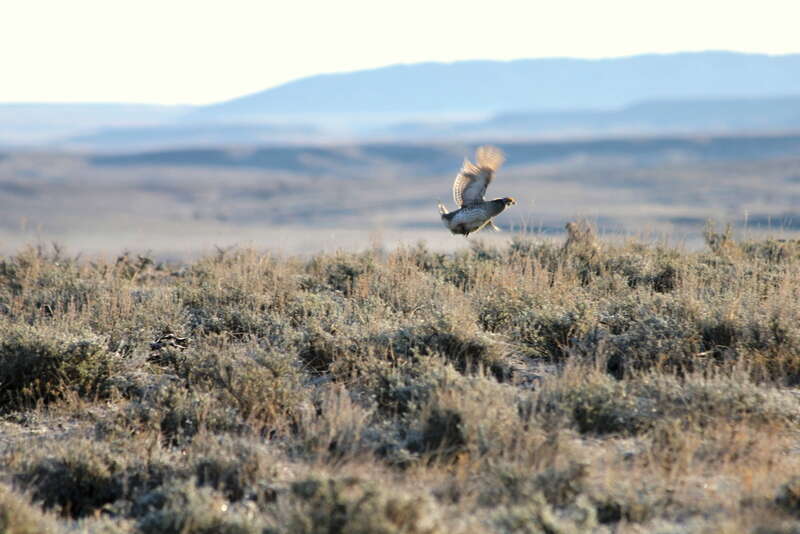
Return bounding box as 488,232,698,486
438,145,516,236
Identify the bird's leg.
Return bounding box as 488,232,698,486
490,221,501,232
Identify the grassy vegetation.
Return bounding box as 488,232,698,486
1,227,800,532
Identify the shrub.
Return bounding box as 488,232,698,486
124,386,244,444
369,356,455,416
409,374,527,462
0,484,59,534
16,441,125,518
279,476,441,534
0,246,100,320
536,372,655,435
294,386,373,462
184,340,308,431
492,493,597,534
536,368,800,436
0,323,114,410
177,250,297,339
2,236,800,532
388,320,508,379
137,480,263,534
741,239,800,263
192,439,277,502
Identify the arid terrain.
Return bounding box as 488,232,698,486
6,7,800,532
2,133,800,532
1,226,800,532
1,134,800,259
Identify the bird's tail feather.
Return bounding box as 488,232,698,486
475,145,505,172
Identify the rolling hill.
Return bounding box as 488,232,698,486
191,51,800,120
4,51,800,148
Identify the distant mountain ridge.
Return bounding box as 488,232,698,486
0,103,189,145
67,95,800,150
375,96,800,140
191,51,800,120
3,51,800,148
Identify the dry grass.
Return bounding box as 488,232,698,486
1,231,800,532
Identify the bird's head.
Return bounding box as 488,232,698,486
502,197,517,207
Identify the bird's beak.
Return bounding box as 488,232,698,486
508,197,517,205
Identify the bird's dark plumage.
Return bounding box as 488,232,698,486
438,146,516,236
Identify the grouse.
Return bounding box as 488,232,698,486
438,145,516,236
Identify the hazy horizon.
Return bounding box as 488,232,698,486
4,0,800,105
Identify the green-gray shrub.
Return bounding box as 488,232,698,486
0,323,114,410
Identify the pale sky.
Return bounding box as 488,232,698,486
2,0,799,106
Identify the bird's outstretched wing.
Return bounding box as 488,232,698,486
452,145,505,207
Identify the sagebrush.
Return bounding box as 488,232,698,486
1,233,800,532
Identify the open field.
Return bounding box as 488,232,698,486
1,134,800,258
1,228,800,532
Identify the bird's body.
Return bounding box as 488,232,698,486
438,145,516,236
439,200,509,235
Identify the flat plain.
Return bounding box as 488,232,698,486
2,134,800,533
2,134,800,258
